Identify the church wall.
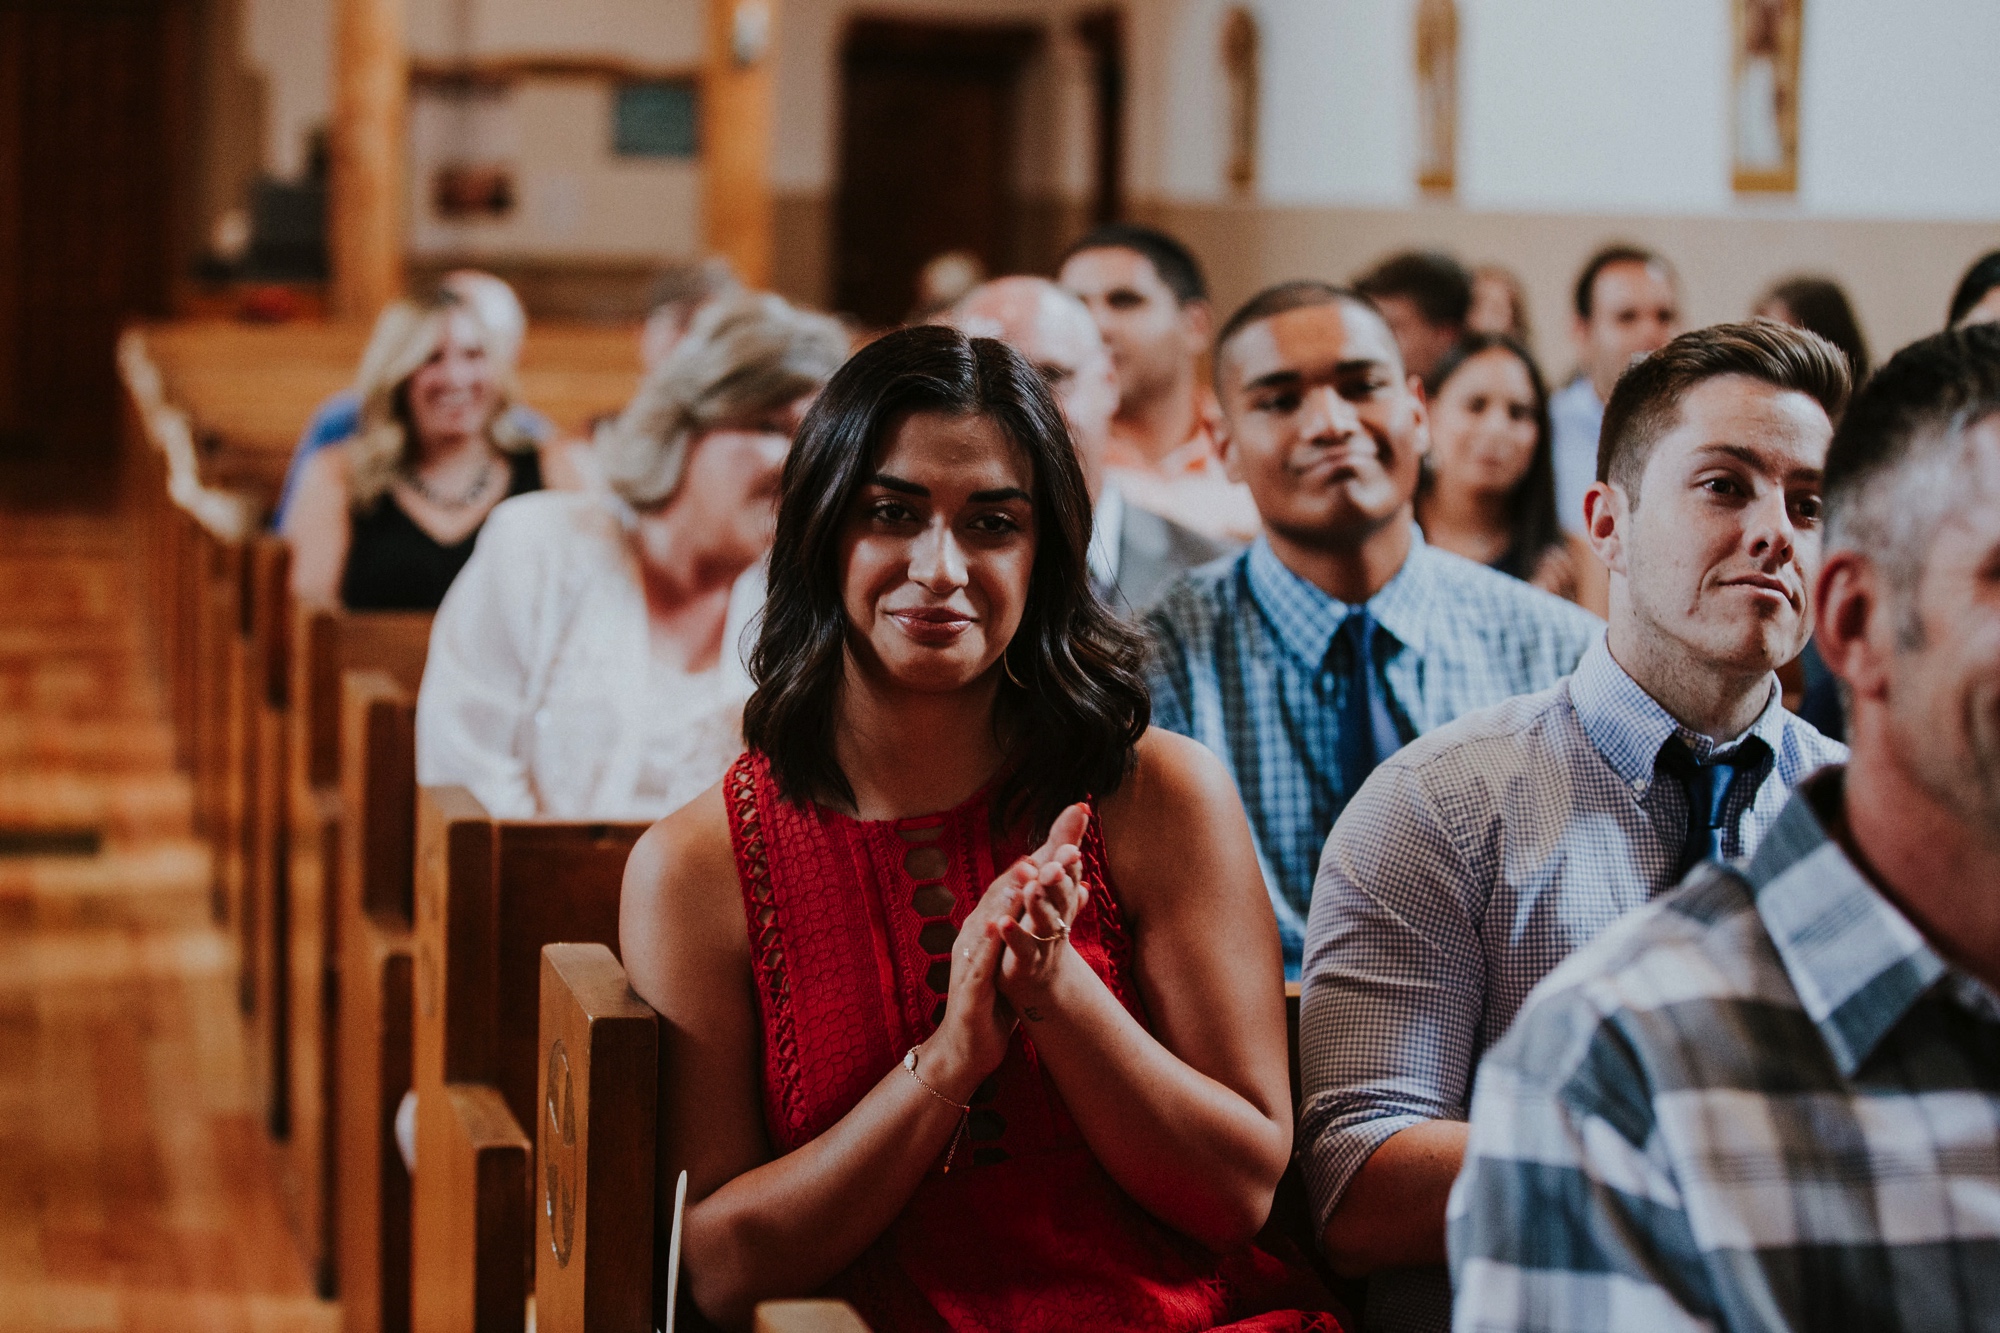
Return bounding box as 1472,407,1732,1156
207,0,1998,340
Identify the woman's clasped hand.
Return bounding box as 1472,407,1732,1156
936,804,1092,1078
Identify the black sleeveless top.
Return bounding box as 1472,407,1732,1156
341,450,542,611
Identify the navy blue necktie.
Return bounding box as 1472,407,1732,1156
1334,608,1400,798
1656,736,1771,876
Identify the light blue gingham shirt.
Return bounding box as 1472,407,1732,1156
1299,638,1846,1333
1450,767,2000,1332
1146,529,1602,973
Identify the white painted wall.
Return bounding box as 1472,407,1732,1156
231,0,2000,247
1139,0,2000,220
1799,0,2000,219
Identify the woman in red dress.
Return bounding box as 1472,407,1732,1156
620,325,1343,1332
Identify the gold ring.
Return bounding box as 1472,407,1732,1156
1022,920,1070,945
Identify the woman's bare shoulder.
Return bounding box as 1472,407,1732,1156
1099,728,1240,830
621,780,750,991
1095,729,1255,907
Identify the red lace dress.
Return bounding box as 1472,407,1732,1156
724,752,1344,1333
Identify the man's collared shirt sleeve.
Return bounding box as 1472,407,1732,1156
1299,751,1489,1230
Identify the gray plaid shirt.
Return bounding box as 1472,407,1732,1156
1449,767,2000,1332
1145,530,1601,973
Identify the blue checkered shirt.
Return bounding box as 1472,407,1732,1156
1299,640,1846,1332
1145,530,1602,973
1448,767,2000,1332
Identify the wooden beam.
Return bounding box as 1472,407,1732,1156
330,0,407,319
703,0,777,288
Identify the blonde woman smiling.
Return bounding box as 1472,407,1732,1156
284,291,574,609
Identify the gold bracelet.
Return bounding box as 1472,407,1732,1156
903,1045,971,1173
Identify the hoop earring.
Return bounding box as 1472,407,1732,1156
1002,646,1026,689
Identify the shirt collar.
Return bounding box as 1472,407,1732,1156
1087,483,1125,589
1242,525,1431,668
1746,767,1983,1077
1568,637,1788,789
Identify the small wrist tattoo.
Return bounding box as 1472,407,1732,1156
1023,1005,1046,1022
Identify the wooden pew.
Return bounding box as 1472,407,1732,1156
337,670,423,1333
407,789,650,1333
535,964,1335,1333
281,606,433,1293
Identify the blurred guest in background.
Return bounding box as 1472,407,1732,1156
1947,249,2000,329
1550,245,1681,537
1466,264,1532,345
640,257,742,371
283,292,559,609
1753,274,1870,739
1060,223,1260,544
1416,334,1607,616
1756,274,1870,380
415,292,846,820
1354,249,1472,383
1147,283,1599,974
1306,322,1847,1333
944,276,1232,613
271,270,551,527
909,249,987,322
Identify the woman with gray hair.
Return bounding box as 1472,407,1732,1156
414,291,848,819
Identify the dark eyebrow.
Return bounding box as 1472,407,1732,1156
870,473,926,496
1694,443,1824,482
869,474,1030,506
1242,359,1388,394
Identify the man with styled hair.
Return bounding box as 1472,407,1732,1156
1146,280,1600,977
1449,323,2000,1331
1299,320,1850,1332
1060,223,1259,543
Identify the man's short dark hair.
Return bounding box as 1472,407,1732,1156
1212,280,1377,384
1945,250,2000,329
1574,244,1673,321
1596,320,1851,501
1354,250,1472,328
1061,224,1208,306
1825,324,2000,613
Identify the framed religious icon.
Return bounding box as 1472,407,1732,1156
1732,0,1802,193
1415,0,1457,195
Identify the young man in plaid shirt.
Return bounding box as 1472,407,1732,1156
1449,324,2000,1331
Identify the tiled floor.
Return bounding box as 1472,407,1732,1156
0,512,337,1333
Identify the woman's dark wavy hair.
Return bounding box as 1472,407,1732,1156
1419,333,1563,581
743,324,1151,834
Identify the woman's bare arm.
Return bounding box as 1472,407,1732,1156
993,729,1296,1252
281,446,352,603
619,785,1039,1329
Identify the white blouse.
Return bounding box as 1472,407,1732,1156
415,489,762,821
